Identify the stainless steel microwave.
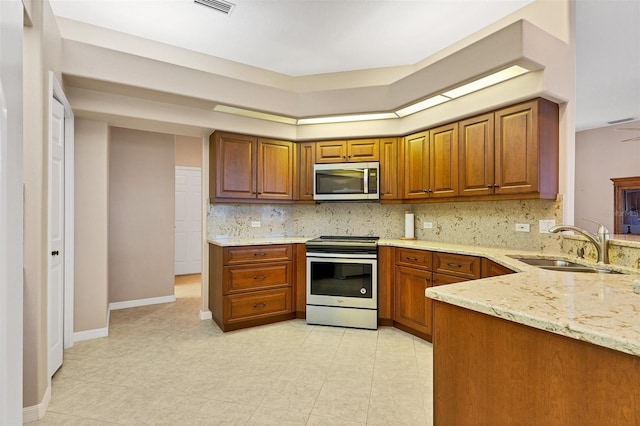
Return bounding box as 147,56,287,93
313,162,380,201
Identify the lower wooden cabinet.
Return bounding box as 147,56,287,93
395,265,433,338
224,288,292,324
390,248,512,341
209,243,295,331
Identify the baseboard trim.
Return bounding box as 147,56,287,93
73,325,109,342
23,383,50,423
109,295,176,311
199,310,212,320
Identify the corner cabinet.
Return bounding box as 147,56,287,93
210,131,294,202
209,244,295,331
459,98,559,199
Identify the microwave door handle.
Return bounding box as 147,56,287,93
363,168,368,194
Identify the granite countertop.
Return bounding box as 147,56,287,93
208,236,640,357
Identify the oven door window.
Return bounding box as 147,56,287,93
309,261,373,298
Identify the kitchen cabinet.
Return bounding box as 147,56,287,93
297,142,315,201
210,131,294,202
394,248,481,341
379,138,400,201
433,300,640,425
316,139,379,163
402,131,430,199
209,244,295,331
402,123,458,199
481,258,515,277
459,98,559,198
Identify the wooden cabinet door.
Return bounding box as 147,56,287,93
459,113,494,197
402,131,430,199
297,142,315,201
494,101,538,194
481,258,515,278
212,132,256,199
316,140,347,163
395,266,432,336
379,138,399,200
257,138,294,200
347,139,379,162
430,123,459,198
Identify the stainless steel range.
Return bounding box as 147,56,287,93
305,236,379,330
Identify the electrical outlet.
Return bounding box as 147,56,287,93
423,222,433,229
515,223,530,232
251,221,261,228
539,219,556,233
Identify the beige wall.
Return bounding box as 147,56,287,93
175,135,202,167
74,119,109,331
22,0,62,408
109,127,175,303
575,119,640,233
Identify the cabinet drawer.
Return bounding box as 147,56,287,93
223,262,291,294
223,244,292,265
224,288,292,323
432,252,480,279
396,248,432,270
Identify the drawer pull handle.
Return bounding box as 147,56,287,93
406,256,418,261
254,275,266,280
254,252,266,257
447,263,462,268
253,303,267,308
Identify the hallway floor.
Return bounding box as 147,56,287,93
33,275,434,425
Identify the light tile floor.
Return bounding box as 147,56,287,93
33,275,434,425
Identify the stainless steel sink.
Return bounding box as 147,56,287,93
507,256,623,274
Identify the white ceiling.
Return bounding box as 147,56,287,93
49,0,640,131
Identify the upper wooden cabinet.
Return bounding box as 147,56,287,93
316,139,379,163
459,99,559,198
402,131,430,199
379,138,400,200
402,123,458,199
210,131,294,201
297,142,315,201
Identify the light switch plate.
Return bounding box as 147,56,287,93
251,221,261,228
539,219,556,233
515,223,530,232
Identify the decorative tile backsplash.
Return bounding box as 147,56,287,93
208,198,564,251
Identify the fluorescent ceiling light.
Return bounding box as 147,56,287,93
213,104,297,125
442,65,529,99
395,95,451,118
297,112,398,125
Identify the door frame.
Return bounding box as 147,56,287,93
48,72,74,350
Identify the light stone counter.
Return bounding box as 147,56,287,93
208,236,640,357
390,239,640,358
208,236,311,247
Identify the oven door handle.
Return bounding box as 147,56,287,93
306,252,377,260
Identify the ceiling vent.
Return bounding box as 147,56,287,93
607,117,635,125
194,0,235,15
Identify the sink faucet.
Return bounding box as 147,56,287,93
549,221,610,264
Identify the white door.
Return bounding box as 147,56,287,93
48,98,64,377
175,167,201,275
